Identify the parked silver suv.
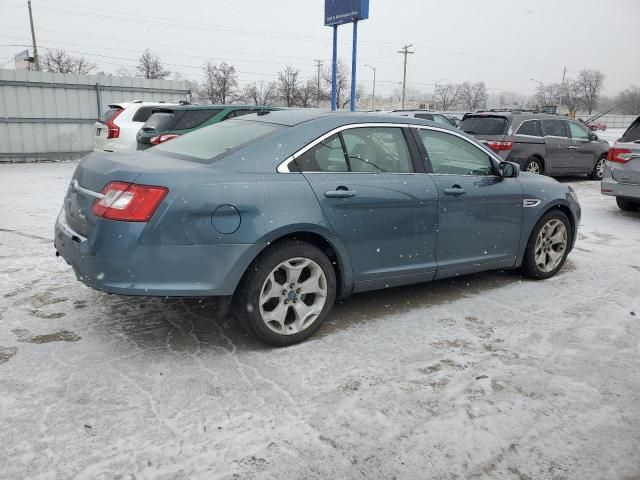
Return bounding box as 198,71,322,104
601,116,640,211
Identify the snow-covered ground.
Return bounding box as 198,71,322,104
1,162,639,479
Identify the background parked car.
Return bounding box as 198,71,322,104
388,110,458,128
601,115,640,211
460,111,610,178
94,101,181,153
136,104,279,149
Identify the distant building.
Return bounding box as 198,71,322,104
14,50,34,71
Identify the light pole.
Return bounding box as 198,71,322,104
364,64,376,111
530,78,543,87
397,44,414,109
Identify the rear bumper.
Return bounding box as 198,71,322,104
601,169,640,200
54,210,255,297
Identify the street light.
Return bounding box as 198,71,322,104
529,78,543,87
364,64,376,111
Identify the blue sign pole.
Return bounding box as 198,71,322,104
331,25,338,111
350,20,358,112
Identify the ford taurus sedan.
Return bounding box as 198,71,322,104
55,110,581,346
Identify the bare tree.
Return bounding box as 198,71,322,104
201,62,238,104
561,79,583,113
578,69,605,114
535,83,562,107
42,49,96,75
341,83,367,110
614,86,640,114
137,49,170,80
296,79,318,108
433,83,459,111
458,81,488,111
278,66,301,107
244,80,278,106
322,60,349,109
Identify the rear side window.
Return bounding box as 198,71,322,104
541,119,568,137
621,118,640,143
296,134,348,172
459,116,509,136
100,106,123,123
342,127,413,173
154,120,284,163
515,120,542,137
131,107,156,123
173,109,221,130
142,112,175,131
415,113,434,121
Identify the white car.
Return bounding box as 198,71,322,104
94,101,181,153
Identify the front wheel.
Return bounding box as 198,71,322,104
616,197,640,212
234,239,336,346
521,211,572,280
590,155,606,180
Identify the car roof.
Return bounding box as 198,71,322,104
233,108,461,130
465,112,568,122
166,104,277,112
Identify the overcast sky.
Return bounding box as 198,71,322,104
1,0,637,97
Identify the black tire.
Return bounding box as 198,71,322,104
590,155,606,180
616,197,640,212
521,210,572,280
524,157,544,175
234,239,336,346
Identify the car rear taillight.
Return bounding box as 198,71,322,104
92,182,168,222
106,109,123,139
150,134,180,145
607,147,633,163
485,140,513,152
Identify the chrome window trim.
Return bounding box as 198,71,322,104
276,122,412,173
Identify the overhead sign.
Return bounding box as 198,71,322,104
324,0,369,26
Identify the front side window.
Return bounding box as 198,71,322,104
418,129,495,176
541,119,568,137
568,121,589,140
516,120,542,137
341,127,413,173
154,119,283,163
295,134,348,172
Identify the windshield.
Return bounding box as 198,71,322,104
153,119,284,163
459,116,509,136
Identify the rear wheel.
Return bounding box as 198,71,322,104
616,197,640,212
234,239,336,346
521,210,572,280
524,157,543,175
590,155,606,180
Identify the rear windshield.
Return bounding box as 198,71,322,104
621,118,640,143
153,119,284,163
173,109,221,130
142,112,175,131
100,106,123,123
459,116,509,136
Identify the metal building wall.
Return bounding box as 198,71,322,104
0,69,190,162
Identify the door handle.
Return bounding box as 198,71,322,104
324,187,356,198
443,185,466,196
566,145,578,150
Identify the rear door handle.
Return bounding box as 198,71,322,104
443,185,466,196
566,145,578,150
324,188,356,198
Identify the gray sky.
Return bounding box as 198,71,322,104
1,0,637,97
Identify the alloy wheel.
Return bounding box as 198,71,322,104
526,161,541,174
259,257,328,335
596,158,605,179
534,219,567,273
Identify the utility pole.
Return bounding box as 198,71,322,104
397,44,414,109
365,64,376,111
314,59,323,108
27,0,40,71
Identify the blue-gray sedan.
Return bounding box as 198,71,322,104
55,110,581,346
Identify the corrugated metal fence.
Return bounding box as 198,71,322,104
0,69,190,162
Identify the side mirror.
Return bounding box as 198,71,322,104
499,161,520,178
588,132,598,141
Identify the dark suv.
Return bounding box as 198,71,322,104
459,111,610,178
136,104,278,150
